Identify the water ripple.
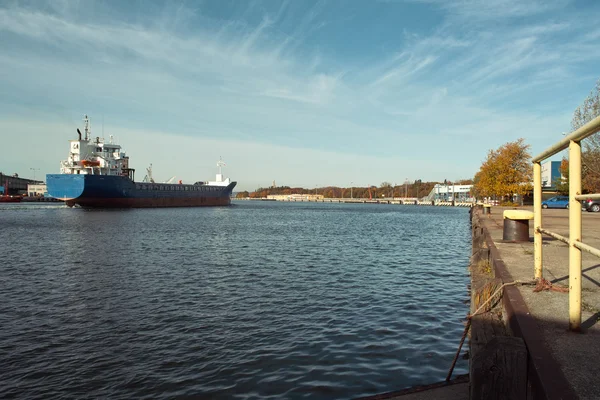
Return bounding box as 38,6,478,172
0,202,470,399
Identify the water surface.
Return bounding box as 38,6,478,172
0,201,470,399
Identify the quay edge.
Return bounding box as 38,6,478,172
469,206,578,399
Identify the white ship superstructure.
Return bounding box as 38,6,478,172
60,115,133,179
207,157,232,187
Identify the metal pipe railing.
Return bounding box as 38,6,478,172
533,115,600,332
575,193,600,201
568,140,582,331
537,228,569,245
534,162,543,279
574,241,600,259
533,115,600,162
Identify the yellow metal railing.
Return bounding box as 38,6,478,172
533,115,600,331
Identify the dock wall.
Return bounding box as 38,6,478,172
469,207,576,399
237,198,475,207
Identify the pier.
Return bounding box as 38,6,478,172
468,206,600,399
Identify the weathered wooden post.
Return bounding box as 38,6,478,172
470,337,527,399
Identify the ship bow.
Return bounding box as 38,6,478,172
46,174,85,201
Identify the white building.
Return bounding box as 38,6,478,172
541,161,562,188
429,184,474,201
27,183,48,197
267,194,324,201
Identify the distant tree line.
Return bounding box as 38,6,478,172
237,180,473,200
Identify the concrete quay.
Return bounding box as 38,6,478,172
476,206,600,399
241,198,474,207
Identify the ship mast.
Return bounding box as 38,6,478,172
83,115,91,141
217,157,226,176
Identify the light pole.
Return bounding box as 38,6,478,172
350,182,353,199
30,168,40,182
405,178,408,198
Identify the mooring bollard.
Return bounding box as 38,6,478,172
483,204,492,214
503,210,534,242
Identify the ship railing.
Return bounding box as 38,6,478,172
532,115,600,332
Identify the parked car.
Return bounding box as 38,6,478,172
542,196,569,209
583,198,600,212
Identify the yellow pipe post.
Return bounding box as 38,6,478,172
569,140,582,332
533,162,543,279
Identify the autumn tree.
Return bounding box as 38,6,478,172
455,178,474,185
471,171,483,199
379,182,393,197
555,158,569,195
473,139,532,200
570,79,600,193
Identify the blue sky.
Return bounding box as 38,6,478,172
1,0,599,190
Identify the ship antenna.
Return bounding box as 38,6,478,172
83,114,90,141
217,157,226,176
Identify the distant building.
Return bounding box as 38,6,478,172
267,194,324,201
27,184,48,197
429,184,474,201
0,172,38,195
541,161,562,188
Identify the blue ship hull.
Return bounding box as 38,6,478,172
46,174,236,208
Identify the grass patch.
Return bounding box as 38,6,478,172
473,259,493,275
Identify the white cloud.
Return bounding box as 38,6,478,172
407,0,570,20
0,118,460,191
0,0,596,188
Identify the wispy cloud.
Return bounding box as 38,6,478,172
0,0,598,189
406,0,570,20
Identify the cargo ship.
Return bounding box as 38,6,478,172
46,115,236,208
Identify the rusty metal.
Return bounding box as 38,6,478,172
503,218,530,242
533,278,569,293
